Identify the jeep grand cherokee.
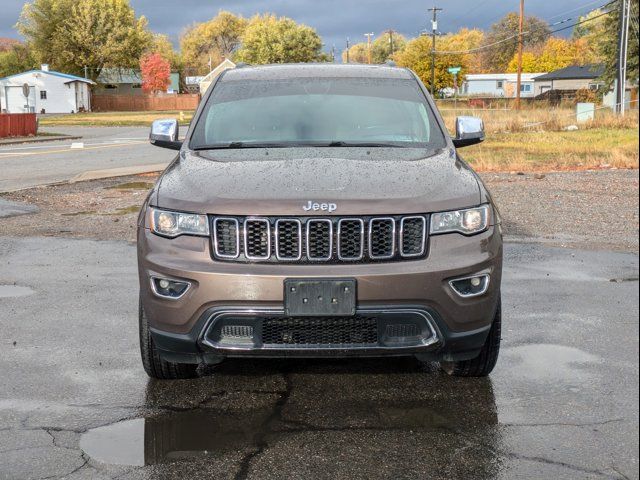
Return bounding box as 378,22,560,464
138,63,502,379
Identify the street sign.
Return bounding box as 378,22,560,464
22,83,30,98
447,67,461,74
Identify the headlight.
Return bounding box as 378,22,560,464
149,208,209,238
430,205,491,235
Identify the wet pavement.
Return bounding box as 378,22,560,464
0,236,638,479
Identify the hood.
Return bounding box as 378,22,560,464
155,147,481,216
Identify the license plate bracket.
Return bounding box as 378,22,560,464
284,278,356,316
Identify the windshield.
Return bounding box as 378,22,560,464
189,76,447,150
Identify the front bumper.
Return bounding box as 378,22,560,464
138,225,502,363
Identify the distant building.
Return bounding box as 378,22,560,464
533,64,605,96
0,64,94,113
462,73,546,98
96,68,181,95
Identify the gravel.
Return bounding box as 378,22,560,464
0,170,638,252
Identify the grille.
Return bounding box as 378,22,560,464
211,215,428,264
261,316,378,346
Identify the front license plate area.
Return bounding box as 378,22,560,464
284,279,356,316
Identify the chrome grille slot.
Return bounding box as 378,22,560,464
369,218,395,259
275,219,302,260
306,219,333,261
244,219,271,260
400,216,426,257
338,218,364,260
213,218,240,258
210,215,428,263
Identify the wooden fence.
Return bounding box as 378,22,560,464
92,94,200,112
0,113,37,138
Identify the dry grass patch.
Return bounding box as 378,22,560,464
39,110,194,127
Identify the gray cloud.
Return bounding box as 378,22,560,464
1,0,594,54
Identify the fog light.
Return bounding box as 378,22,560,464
150,276,190,299
449,274,490,298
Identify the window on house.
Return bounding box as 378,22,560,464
40,91,47,100
520,84,531,92
104,84,118,89
132,83,142,89
496,80,504,89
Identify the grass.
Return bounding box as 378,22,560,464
39,110,194,127
462,128,639,172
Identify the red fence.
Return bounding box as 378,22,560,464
92,94,200,112
0,113,38,138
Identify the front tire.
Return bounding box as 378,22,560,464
139,298,198,380
440,297,501,377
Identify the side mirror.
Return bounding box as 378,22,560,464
453,116,485,148
150,119,182,150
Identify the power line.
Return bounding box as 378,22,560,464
546,0,613,21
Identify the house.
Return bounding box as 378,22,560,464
533,64,605,96
97,68,181,94
0,64,94,113
462,73,546,98
199,58,236,94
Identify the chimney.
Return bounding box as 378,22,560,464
41,64,49,72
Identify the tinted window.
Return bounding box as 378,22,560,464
190,77,447,149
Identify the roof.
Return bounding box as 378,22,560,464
97,68,142,84
0,69,95,84
465,73,546,82
534,64,605,81
221,63,414,82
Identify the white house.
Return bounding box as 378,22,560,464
0,65,95,114
462,73,546,98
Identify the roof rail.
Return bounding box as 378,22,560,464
235,62,251,68
384,60,397,67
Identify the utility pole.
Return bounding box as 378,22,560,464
331,44,336,62
84,66,88,79
384,30,395,57
427,6,443,96
515,0,524,110
616,0,631,114
346,37,350,63
365,33,374,64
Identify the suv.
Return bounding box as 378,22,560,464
138,64,502,379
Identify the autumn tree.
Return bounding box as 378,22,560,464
140,52,170,93
0,43,38,78
395,35,467,94
587,0,639,88
480,13,550,72
148,34,181,70
340,32,407,64
506,37,595,72
17,0,152,80
235,14,325,64
180,11,247,74
341,42,368,63
439,28,485,73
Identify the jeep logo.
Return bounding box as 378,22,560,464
303,201,337,213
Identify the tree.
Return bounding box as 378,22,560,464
439,28,485,73
341,42,369,63
235,14,325,64
0,43,38,78
17,0,152,80
573,7,608,63
395,34,467,94
592,0,639,88
148,34,181,70
480,13,550,72
140,52,170,93
506,37,595,72
372,32,407,63
180,11,247,74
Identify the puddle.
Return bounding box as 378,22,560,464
502,344,600,382
0,284,35,298
80,408,267,466
105,182,154,191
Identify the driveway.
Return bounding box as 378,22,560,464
0,126,174,192
0,236,637,479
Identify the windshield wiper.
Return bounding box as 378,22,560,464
325,141,406,148
193,142,292,150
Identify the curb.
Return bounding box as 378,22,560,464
0,135,82,146
69,163,169,183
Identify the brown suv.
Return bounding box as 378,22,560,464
138,64,502,379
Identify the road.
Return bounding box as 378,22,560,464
0,126,174,192
0,236,637,479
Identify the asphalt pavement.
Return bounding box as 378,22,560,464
0,127,174,192
0,236,638,479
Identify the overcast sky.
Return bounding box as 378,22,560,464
1,0,597,53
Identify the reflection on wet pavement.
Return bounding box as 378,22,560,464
81,358,501,477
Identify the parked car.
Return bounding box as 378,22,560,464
138,63,502,379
